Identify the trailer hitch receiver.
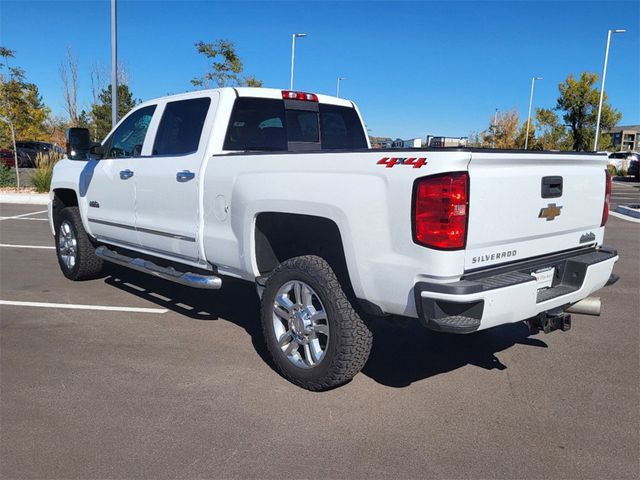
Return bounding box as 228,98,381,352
526,311,572,334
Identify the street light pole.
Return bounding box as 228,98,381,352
594,29,625,151
336,76,346,97
290,33,307,90
524,76,543,150
111,0,118,129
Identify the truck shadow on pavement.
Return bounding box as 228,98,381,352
103,266,548,389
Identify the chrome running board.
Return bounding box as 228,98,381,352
95,246,222,290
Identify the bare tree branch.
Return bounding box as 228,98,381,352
60,45,79,125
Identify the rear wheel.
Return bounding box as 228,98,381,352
55,207,103,280
260,255,373,391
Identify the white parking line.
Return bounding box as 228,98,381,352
609,211,640,224
0,209,48,221
0,243,55,249
0,300,168,314
0,217,48,221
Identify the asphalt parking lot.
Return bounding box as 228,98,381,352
610,178,640,210
1,202,639,479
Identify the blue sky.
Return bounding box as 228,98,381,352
1,0,638,139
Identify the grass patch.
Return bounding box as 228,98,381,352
31,151,63,193
0,163,16,188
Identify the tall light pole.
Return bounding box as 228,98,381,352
524,76,543,150
290,33,307,90
111,0,118,128
594,28,626,151
336,76,346,97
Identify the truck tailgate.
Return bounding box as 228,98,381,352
465,152,607,271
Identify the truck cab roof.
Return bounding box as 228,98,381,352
136,87,354,110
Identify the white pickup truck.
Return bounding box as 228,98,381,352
49,87,619,390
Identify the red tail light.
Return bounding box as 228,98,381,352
413,172,469,250
282,90,318,102
601,169,611,226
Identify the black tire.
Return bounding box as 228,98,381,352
260,255,373,391
55,206,103,280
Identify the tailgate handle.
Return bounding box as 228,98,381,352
541,176,562,198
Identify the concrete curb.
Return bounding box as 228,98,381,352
615,204,640,219
0,192,50,205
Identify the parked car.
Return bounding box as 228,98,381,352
0,148,31,168
628,158,640,181
0,149,15,168
15,141,63,167
49,87,619,390
608,151,639,175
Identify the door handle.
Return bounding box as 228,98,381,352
176,170,195,182
541,176,562,198
119,169,134,180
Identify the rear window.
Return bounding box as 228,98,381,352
319,103,368,149
153,97,211,156
223,97,367,151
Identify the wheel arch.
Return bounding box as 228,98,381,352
51,188,79,227
254,212,356,296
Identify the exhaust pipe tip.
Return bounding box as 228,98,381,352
565,296,601,316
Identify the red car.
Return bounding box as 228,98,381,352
0,149,15,168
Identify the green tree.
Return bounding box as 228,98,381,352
533,108,570,150
89,84,138,141
244,75,263,87
480,109,521,149
556,72,621,151
0,47,50,148
192,39,263,88
515,119,535,149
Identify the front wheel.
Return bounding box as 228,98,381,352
55,206,103,280
260,255,373,391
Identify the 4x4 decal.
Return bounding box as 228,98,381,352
377,157,427,169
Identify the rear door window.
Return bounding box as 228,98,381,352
153,97,211,156
223,98,287,151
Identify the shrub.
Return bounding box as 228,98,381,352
0,163,16,188
31,151,62,193
607,164,618,176
618,167,628,177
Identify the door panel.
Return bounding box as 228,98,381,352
134,94,218,263
83,158,137,245
83,104,157,247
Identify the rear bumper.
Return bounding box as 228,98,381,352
415,246,619,333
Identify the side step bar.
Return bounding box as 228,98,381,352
95,246,222,290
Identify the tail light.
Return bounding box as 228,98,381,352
601,169,611,226
282,90,318,102
413,172,469,250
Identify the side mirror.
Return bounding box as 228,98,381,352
89,143,105,159
66,128,91,160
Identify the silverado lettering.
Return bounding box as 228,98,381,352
472,250,518,264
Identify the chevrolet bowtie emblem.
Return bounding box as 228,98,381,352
539,203,563,221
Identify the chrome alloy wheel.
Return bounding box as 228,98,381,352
58,220,77,271
272,280,330,368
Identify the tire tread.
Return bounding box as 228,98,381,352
261,255,372,391
56,206,103,280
